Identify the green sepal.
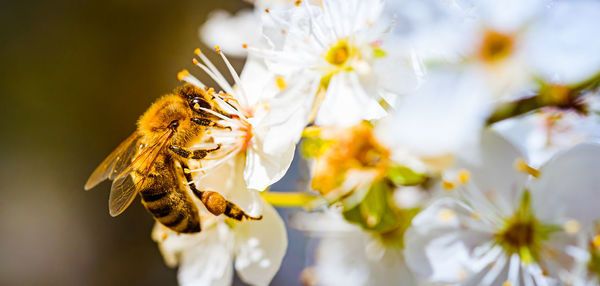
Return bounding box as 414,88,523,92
342,180,398,232
300,137,332,158
386,165,427,186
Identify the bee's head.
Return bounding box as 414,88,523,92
175,84,214,113
137,94,192,136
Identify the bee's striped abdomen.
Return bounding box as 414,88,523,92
140,176,200,233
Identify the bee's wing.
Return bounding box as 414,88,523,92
108,130,173,217
85,132,141,190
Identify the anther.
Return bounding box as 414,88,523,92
458,169,470,184
184,168,191,174
442,180,455,191
564,220,581,234
295,0,302,6
192,58,199,65
194,48,202,56
503,281,512,286
242,43,248,49
593,234,600,249
514,158,540,178
177,69,190,82
215,45,222,54
275,76,286,90
193,103,200,110
265,8,270,13
438,209,455,223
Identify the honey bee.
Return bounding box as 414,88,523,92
84,84,261,233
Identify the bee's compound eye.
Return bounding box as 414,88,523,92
169,120,179,129
191,97,210,111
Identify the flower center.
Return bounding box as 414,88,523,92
493,191,558,263
325,40,351,67
478,30,514,64
187,90,253,175
307,122,390,196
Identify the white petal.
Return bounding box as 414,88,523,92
529,143,600,226
376,67,492,157
314,233,370,286
234,198,287,286
238,56,279,109
458,130,528,214
177,224,235,286
475,0,545,32
315,72,387,127
244,74,316,191
524,0,600,84
200,9,260,58
404,198,494,283
196,155,262,217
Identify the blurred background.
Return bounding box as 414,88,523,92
0,0,309,285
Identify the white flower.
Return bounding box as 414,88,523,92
393,0,600,98
176,49,310,214
404,130,600,285
152,197,287,286
291,210,418,286
250,0,423,126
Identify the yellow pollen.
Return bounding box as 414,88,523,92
194,48,202,56
183,168,191,174
177,69,190,82
564,220,581,234
275,76,286,90
593,235,600,249
301,126,323,138
161,233,168,241
192,58,199,65
193,103,200,110
295,0,302,6
215,45,222,54
503,281,513,286
442,180,455,191
325,40,351,66
438,209,456,223
265,8,270,13
242,43,248,49
458,169,471,184
514,158,540,178
479,30,514,64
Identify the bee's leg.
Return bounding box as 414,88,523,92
169,145,221,160
180,162,263,221
191,117,232,131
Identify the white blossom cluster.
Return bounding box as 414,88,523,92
153,0,600,285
